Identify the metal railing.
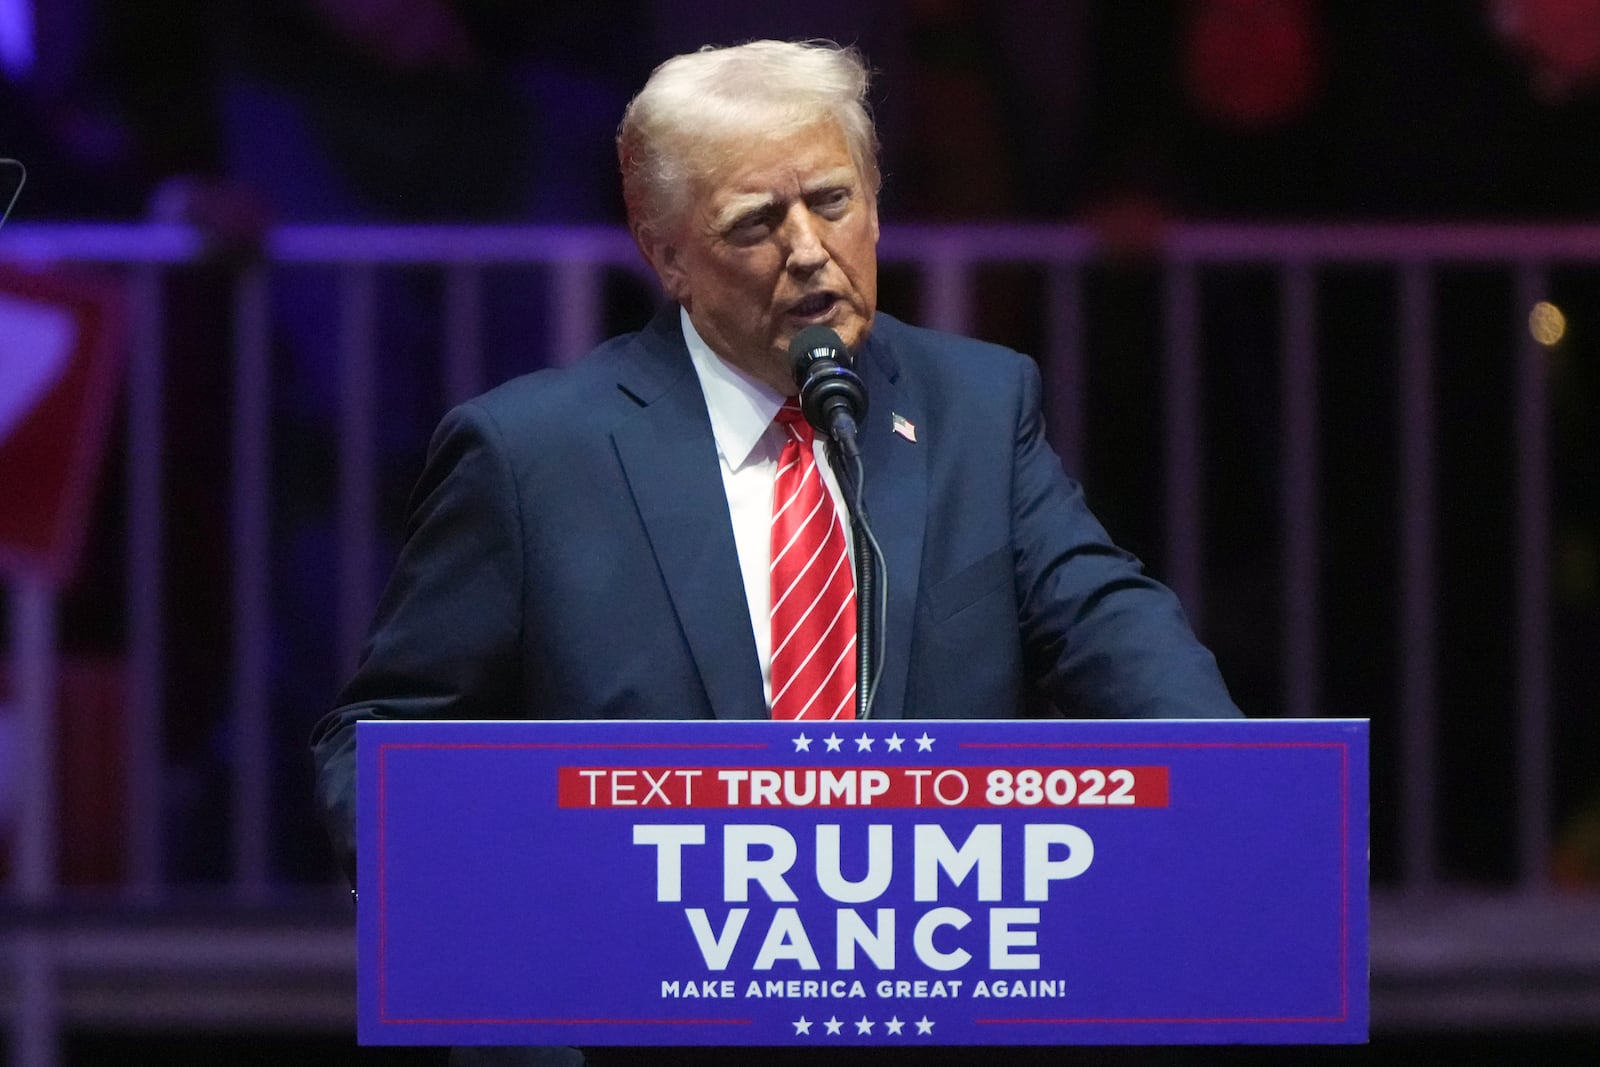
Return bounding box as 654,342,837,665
3,221,1597,1063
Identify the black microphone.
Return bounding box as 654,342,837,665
789,325,867,460
788,324,883,720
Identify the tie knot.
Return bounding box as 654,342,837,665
775,400,812,438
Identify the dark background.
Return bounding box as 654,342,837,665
3,1,1599,1063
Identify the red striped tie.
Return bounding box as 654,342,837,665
769,401,857,720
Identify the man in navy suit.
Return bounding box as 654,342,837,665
311,38,1239,1067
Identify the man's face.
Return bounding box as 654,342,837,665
645,122,879,394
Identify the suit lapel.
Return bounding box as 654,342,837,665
846,319,927,720
610,311,768,720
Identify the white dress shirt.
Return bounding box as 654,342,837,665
681,308,855,707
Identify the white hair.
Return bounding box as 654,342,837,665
618,39,880,240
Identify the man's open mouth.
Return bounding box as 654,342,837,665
789,293,838,317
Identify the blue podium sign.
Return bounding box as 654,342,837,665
357,718,1367,1046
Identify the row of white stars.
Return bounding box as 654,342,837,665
792,1014,935,1036
792,732,936,753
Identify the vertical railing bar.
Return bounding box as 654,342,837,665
337,267,378,683
11,577,57,902
550,260,601,366
1282,261,1320,718
920,249,974,338
1513,263,1552,893
334,262,389,899
1044,263,1087,475
124,266,165,899
1398,261,1438,891
231,267,272,900
8,576,61,1063
12,932,60,1067
444,265,484,406
9,582,59,1067
1162,262,1204,622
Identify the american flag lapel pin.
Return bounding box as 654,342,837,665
892,412,917,442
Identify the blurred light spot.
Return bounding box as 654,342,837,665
0,0,34,78
1529,300,1567,346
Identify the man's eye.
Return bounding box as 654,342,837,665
727,214,774,241
814,189,851,213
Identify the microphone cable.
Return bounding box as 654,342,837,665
833,427,887,721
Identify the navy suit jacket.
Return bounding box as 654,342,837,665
311,306,1239,878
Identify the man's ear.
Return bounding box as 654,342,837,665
635,224,690,304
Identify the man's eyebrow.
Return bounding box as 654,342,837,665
711,193,780,230
801,167,859,194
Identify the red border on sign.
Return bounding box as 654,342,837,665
374,740,1355,1029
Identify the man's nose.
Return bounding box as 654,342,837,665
783,209,828,275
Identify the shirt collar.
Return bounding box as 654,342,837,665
681,307,785,471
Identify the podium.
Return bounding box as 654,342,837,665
357,718,1367,1046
